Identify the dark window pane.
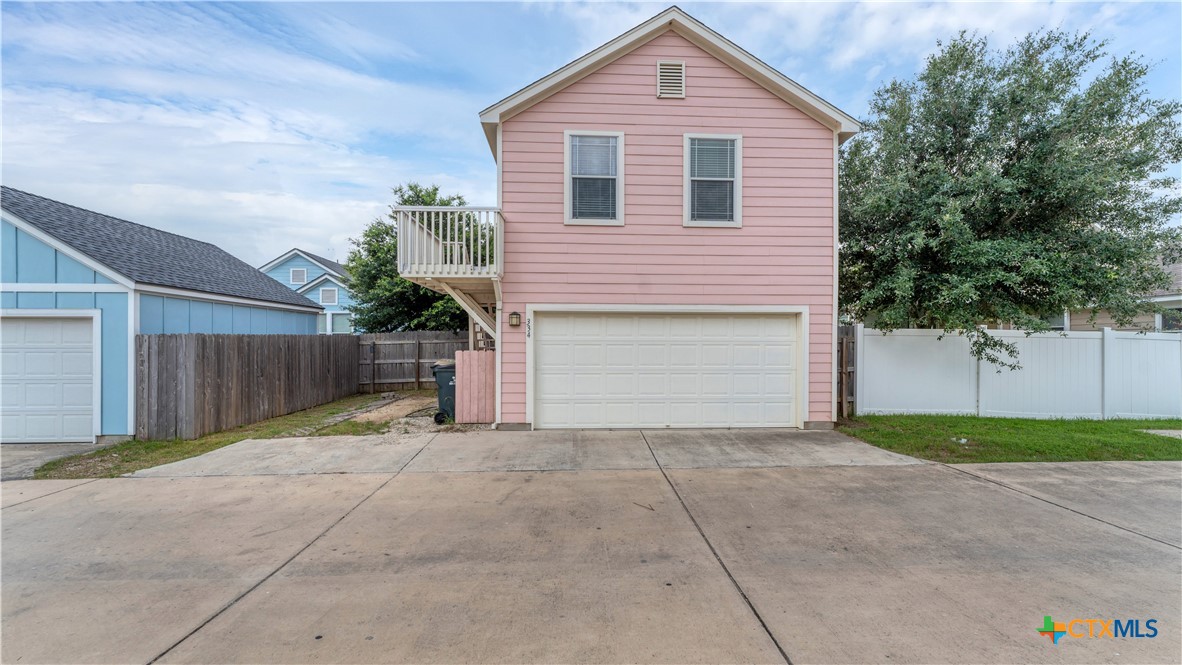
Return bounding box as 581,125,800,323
691,180,733,221
1163,308,1182,331
572,177,617,219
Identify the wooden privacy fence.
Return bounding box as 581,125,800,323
136,334,359,441
359,331,468,392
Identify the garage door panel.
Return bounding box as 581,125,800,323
62,383,92,406
669,345,698,365
1,318,94,443
603,344,636,366
701,344,730,366
1,351,21,376
534,312,798,429
536,342,571,365
537,372,572,398
764,344,796,368
637,344,668,366
24,352,58,376
61,352,92,375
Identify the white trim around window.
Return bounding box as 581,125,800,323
683,133,742,228
563,129,625,226
290,268,307,285
320,287,338,305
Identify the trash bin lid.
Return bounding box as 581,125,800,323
432,359,456,367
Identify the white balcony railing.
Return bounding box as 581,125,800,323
395,207,502,279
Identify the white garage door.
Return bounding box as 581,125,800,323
533,312,798,429
1,317,95,443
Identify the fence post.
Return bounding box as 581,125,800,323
853,324,865,416
414,339,422,390
368,340,376,394
1101,327,1116,420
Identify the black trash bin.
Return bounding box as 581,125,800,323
432,360,457,424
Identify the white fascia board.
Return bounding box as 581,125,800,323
296,273,348,294
133,283,322,313
477,6,860,157
258,249,343,277
1,211,135,288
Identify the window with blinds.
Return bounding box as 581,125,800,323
567,132,623,224
686,136,741,225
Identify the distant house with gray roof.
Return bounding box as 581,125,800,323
260,248,356,334
1,186,321,443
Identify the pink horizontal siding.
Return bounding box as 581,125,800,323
499,30,837,424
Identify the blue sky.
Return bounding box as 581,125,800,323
3,1,1180,267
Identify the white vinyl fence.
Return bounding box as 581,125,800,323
854,325,1182,419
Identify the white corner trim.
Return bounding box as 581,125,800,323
129,291,139,435
831,131,839,422
523,304,810,429
563,129,626,226
683,133,742,228
1,308,103,442
495,305,503,426
2,211,134,288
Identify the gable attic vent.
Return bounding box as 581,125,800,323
657,61,686,98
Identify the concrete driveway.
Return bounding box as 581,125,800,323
2,429,1179,664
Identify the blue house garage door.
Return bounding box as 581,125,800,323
0,317,95,443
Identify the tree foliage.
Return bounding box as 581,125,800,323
840,31,1182,366
345,183,469,333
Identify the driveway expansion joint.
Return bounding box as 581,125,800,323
1,478,100,510
943,463,1182,551
639,431,794,665
144,433,439,664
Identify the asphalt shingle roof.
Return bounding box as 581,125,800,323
1,187,320,309
297,249,349,278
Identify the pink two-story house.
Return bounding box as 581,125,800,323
396,7,859,430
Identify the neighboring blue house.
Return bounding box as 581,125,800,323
1,186,321,443
259,248,356,334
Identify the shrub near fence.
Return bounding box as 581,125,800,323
136,334,359,440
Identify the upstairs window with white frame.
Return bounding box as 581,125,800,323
565,131,624,225
290,268,307,284
684,135,742,227
320,287,338,306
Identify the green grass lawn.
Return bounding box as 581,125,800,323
36,393,387,480
839,415,1182,463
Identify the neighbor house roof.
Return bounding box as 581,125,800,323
1,186,320,309
477,5,861,156
258,248,349,278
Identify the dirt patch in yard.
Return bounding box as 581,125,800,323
351,395,438,423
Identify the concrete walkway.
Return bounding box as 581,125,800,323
3,430,1179,664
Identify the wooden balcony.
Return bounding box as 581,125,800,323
395,206,502,339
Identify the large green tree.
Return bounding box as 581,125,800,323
840,31,1182,366
345,183,468,332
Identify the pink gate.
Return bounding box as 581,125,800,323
455,350,495,424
